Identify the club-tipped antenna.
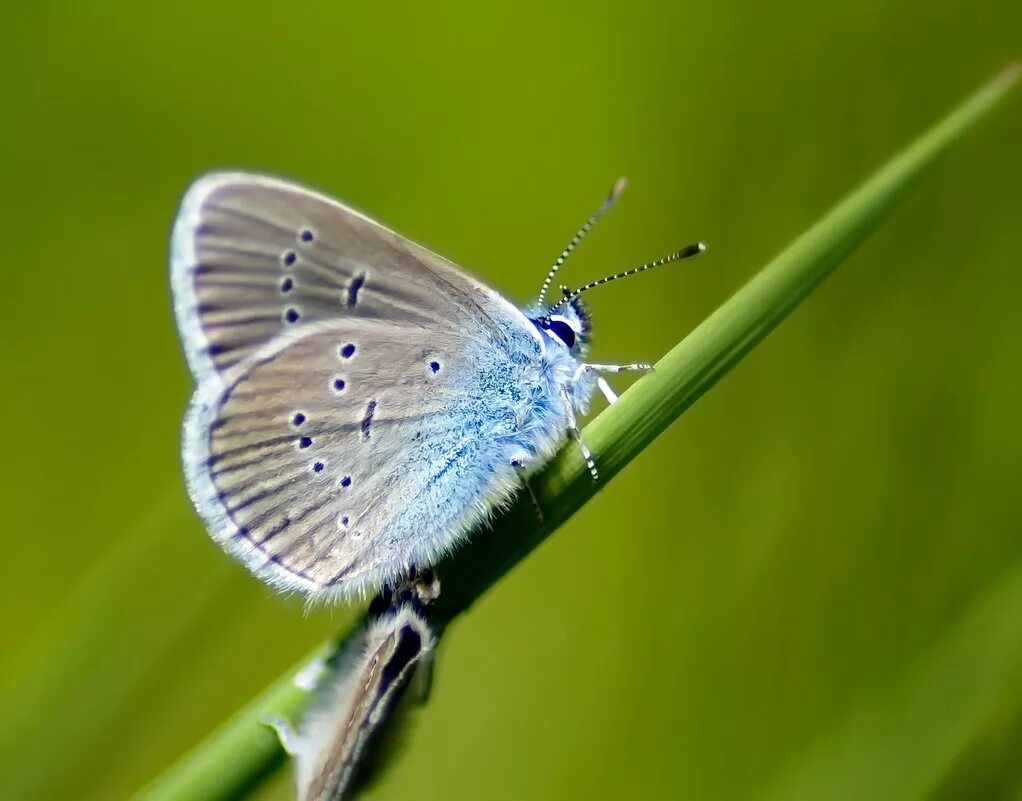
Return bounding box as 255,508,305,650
536,177,628,307
549,242,706,311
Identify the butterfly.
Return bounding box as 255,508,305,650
171,172,703,603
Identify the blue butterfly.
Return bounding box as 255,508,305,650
171,173,703,602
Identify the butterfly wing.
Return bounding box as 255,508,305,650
295,605,434,801
172,173,548,599
172,172,527,384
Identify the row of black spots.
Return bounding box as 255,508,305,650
279,247,298,322
279,226,313,320
288,412,330,476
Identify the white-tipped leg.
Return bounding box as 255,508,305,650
263,714,300,756
573,362,654,384
561,389,599,481
512,459,545,523
597,377,619,405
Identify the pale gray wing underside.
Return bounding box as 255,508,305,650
171,173,545,598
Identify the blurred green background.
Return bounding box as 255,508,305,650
2,2,1020,799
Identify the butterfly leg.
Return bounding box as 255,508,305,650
574,362,654,382
575,363,651,406
561,388,599,481
512,459,545,524
597,377,619,405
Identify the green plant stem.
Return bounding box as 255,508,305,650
132,62,1019,801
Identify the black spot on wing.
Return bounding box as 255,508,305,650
360,400,377,441
346,272,366,308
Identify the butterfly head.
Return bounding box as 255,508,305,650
533,179,704,356
531,297,591,357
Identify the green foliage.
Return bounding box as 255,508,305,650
1,4,1019,800
132,65,1020,801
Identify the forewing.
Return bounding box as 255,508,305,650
171,172,529,384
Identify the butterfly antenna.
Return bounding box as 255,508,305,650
549,242,707,311
536,177,628,307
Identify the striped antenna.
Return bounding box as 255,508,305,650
536,177,628,306
548,242,707,311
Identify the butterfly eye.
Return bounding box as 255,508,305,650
547,319,576,349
